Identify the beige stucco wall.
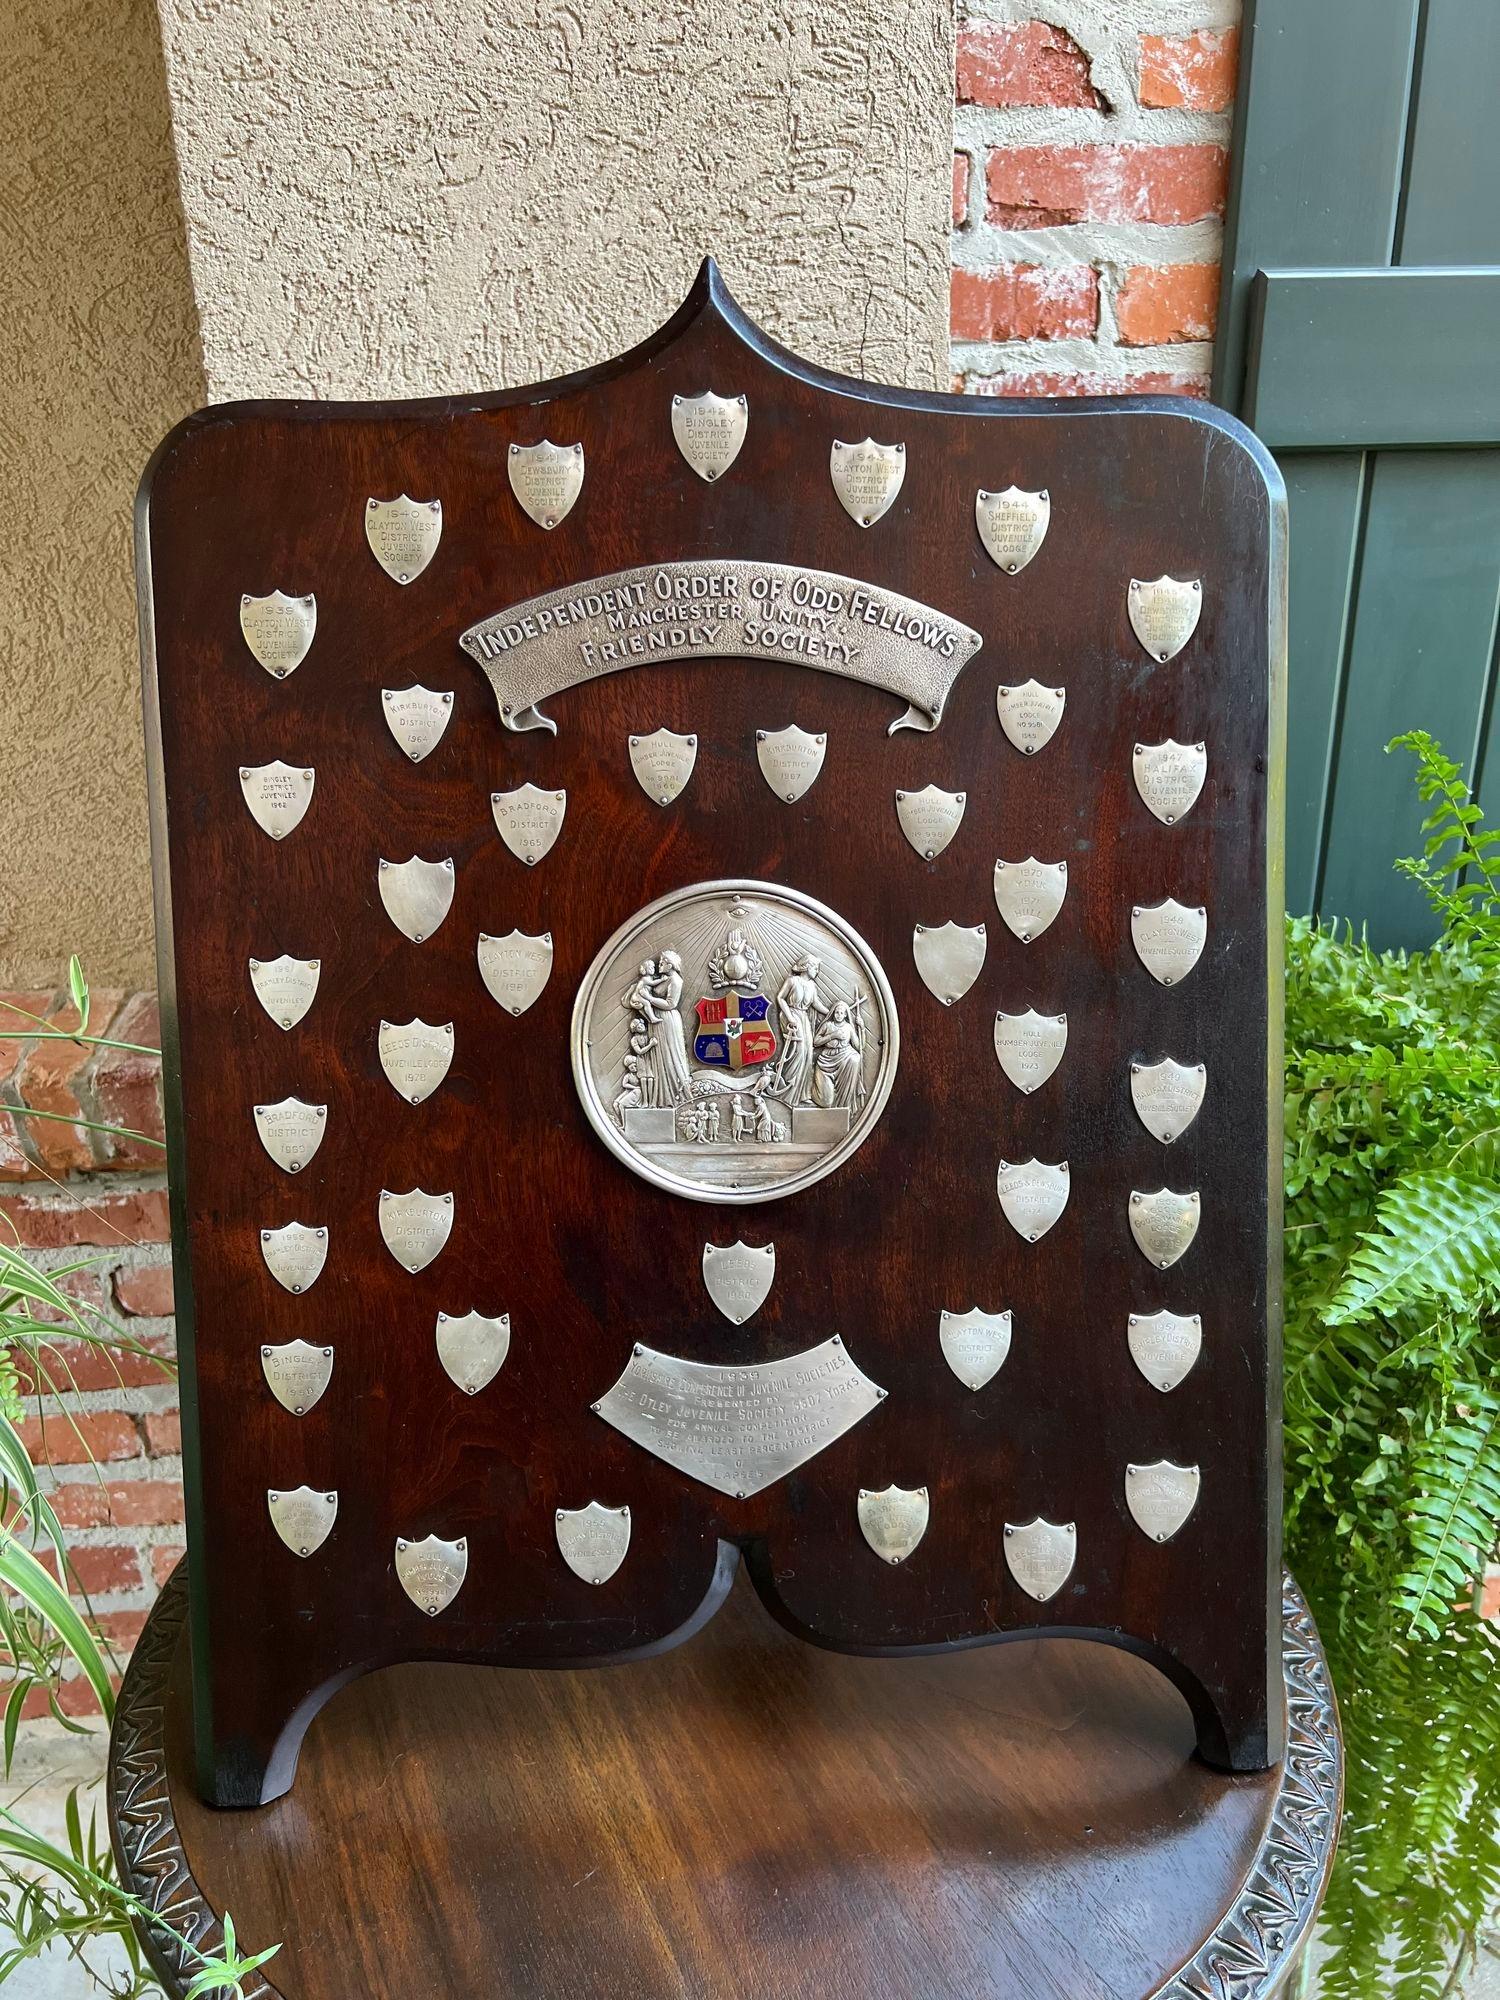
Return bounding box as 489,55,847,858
1,0,205,989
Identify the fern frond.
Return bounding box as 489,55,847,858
1395,1382,1500,1637
1327,1173,1500,1324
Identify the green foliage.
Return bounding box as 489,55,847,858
1286,732,1500,1995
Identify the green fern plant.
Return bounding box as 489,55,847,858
1286,732,1500,1997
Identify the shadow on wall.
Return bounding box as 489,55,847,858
2,0,205,988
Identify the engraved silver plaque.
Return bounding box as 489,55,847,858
857,1485,928,1564
365,495,442,584
594,1337,885,1497
895,785,966,860
996,680,1065,756
572,881,899,1205
1129,1188,1201,1269
491,783,567,866
1004,1518,1075,1601
1131,1057,1206,1143
378,855,455,943
381,685,454,763
253,1096,327,1174
994,1009,1067,1094
756,725,826,803
435,1309,510,1395
912,921,986,1006
379,1188,454,1273
997,1158,1070,1241
260,1340,333,1416
239,761,314,841
976,487,1050,574
248,955,319,1032
267,1486,336,1558
459,561,983,738
1125,1460,1201,1542
1128,1310,1202,1394
939,1307,1012,1391
671,390,747,482
508,440,584,530
378,1018,454,1104
629,728,697,805
1128,575,1203,661
1133,739,1207,825
478,930,553,1016
556,1502,631,1585
395,1534,467,1616
702,1240,776,1325
240,590,315,678
993,858,1067,943
260,1220,327,1294
830,438,905,528
1132,899,1207,987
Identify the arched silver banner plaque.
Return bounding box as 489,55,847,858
1129,1188,1201,1268
364,495,442,584
378,856,455,943
508,440,584,530
252,1096,326,1174
1133,739,1207,824
491,784,567,866
830,438,906,528
756,725,826,803
628,728,697,805
260,1340,333,1416
1128,575,1203,661
939,1307,1012,1391
435,1310,510,1395
1128,1309,1202,1393
556,1502,631,1585
267,1487,336,1559
377,1019,454,1104
395,1535,467,1616
1131,1057,1206,1143
993,857,1067,943
381,685,453,763
248,955,319,1031
702,1241,776,1325
976,487,1050,574
239,761,313,841
1126,1461,1201,1542
1004,1517,1075,1601
895,785,966,860
239,590,315,678
478,930,553,1016
994,1010,1067,1093
857,1485,929,1564
378,1188,454,1274
670,390,747,482
1131,899,1207,987
997,1158,1070,1241
912,921,986,1006
996,680,1065,756
259,1221,327,1295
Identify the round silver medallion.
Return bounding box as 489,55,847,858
572,879,899,1205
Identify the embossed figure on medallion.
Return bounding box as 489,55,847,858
573,882,898,1204
1128,576,1203,661
831,439,906,527
756,725,826,803
1132,900,1207,987
671,390,747,481
491,784,567,866
508,440,584,529
248,955,319,1031
378,856,455,943
628,728,697,805
702,1241,776,1325
1133,739,1207,825
260,1341,333,1417
939,1307,1012,1390
435,1311,510,1395
556,1503,631,1585
1126,1461,1201,1542
1129,1188,1201,1268
381,685,453,763
395,1535,467,1616
857,1486,928,1564
252,1096,326,1174
1128,1309,1202,1393
1131,1057,1205,1143
378,1189,453,1273
997,1158,1070,1241
1004,1518,1075,1601
994,858,1067,943
267,1488,336,1558
478,931,553,1016
976,488,1050,574
994,1010,1067,1093
378,1019,454,1104
239,590,315,678
239,761,313,841
912,921,986,1005
895,786,965,859
996,681,1065,756
365,496,442,584
259,1221,327,1295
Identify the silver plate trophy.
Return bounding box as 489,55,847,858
1125,1461,1201,1543
378,1189,454,1273
1128,1310,1203,1393
252,1097,326,1174
912,921,986,1006
997,1159,1070,1241
976,487,1050,574
938,1307,1012,1391
248,955,319,1031
701,1240,776,1324
857,1485,929,1564
267,1488,336,1559
378,856,455,942
996,680,1065,755
478,931,553,1016
491,784,567,866
994,1010,1067,1093
364,495,442,584
1130,1057,1206,1143
377,1019,454,1104
993,857,1067,942
895,785,966,860
260,1341,333,1417
239,590,315,678
555,1503,631,1585
508,440,584,529
395,1535,467,1616
259,1221,327,1295
830,438,905,527
755,725,826,803
1132,899,1207,986
671,390,748,481
435,1311,510,1395
381,685,453,763
1128,575,1203,661
239,761,313,841
1133,739,1207,824
1004,1518,1076,1601
628,728,697,805
1129,1188,1202,1268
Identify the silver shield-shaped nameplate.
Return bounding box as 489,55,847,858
1126,1461,1201,1543
248,954,319,1031
1004,1517,1075,1601
671,390,747,481
912,921,986,1006
994,1009,1067,1094
702,1240,776,1325
830,438,906,528
997,1158,1070,1241
508,439,584,530
365,494,442,584
857,1485,928,1564
378,1018,454,1104
253,1096,327,1174
994,857,1067,943
996,680,1065,756
239,590,316,678
1129,1188,1201,1268
628,728,697,805
267,1486,336,1557
939,1307,1012,1391
435,1310,510,1395
378,855,455,943
379,1188,453,1273
556,1502,631,1585
239,760,314,841
976,486,1050,574
1131,1057,1206,1143
260,1340,333,1416
1128,575,1203,661
1132,899,1207,987
259,1220,328,1295
395,1534,467,1616
756,725,826,803
381,685,453,763
491,783,567,866
1133,739,1207,825
895,785,966,860
478,930,553,1016
1128,1310,1202,1394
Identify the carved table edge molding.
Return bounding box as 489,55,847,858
107,1566,1342,2000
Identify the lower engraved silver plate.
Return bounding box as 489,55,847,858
479,930,553,1015
1133,739,1207,824
629,728,697,805
268,1487,336,1558
976,487,1050,574
594,1337,885,1498
435,1310,510,1394
895,785,966,860
240,761,314,841
939,1307,1012,1391
556,1502,631,1584
249,955,320,1031
1128,576,1202,662
379,1188,453,1273
365,495,442,584
491,784,567,866
240,590,315,678
1132,899,1207,987
671,389,747,482
1004,1517,1075,1601
260,1221,328,1294
997,1158,1070,1241
994,857,1067,942
756,725,826,803
994,1009,1066,1093
702,1240,776,1325
1131,1057,1205,1143
830,438,905,528
1128,1310,1202,1393
382,685,453,763
913,920,986,1006
1125,1461,1201,1542
395,1534,467,1616
996,681,1065,756
508,440,584,530
379,856,455,943
260,1340,333,1416
378,1019,454,1104
1129,1188,1201,1268
857,1485,928,1564
252,1096,326,1174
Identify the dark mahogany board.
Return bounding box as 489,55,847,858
137,262,1286,1808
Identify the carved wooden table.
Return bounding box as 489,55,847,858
109,1561,1340,2000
